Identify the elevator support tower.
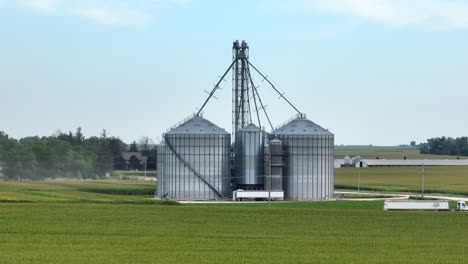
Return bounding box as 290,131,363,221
196,40,303,140
232,40,250,140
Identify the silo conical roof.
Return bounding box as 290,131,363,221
269,138,282,144
238,124,262,132
167,116,229,134
273,117,333,135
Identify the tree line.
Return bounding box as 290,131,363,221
420,136,468,156
0,128,157,181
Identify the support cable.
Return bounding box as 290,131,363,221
246,82,253,125
246,65,274,132
197,59,237,116
248,61,303,117
248,65,262,129
244,60,253,124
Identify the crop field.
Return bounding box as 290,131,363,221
113,170,157,178
0,180,468,263
1,201,468,264
0,180,156,204
336,166,468,195
1,177,468,263
335,145,466,159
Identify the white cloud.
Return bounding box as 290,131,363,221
17,0,188,28
285,0,468,30
20,0,60,13
78,6,149,27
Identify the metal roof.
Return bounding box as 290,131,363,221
166,116,229,135
120,152,148,162
269,138,282,144
238,124,262,132
273,117,333,135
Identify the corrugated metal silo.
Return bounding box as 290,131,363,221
157,116,231,200
274,117,334,200
235,124,265,189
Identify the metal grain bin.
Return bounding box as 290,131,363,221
274,117,334,200
157,116,231,200
235,124,265,189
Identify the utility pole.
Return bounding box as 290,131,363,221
358,168,361,193
421,163,425,197
268,152,272,208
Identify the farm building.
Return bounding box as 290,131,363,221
356,159,468,167
114,152,148,170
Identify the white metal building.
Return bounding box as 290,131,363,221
355,159,468,167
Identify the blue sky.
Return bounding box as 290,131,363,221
1,0,468,145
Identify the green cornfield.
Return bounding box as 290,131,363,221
336,166,468,195
0,202,467,264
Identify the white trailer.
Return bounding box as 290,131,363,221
384,200,450,211
233,190,284,201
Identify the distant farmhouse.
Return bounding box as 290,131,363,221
114,152,148,171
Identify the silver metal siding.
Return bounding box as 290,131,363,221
235,129,265,185
276,134,334,200
157,133,231,200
